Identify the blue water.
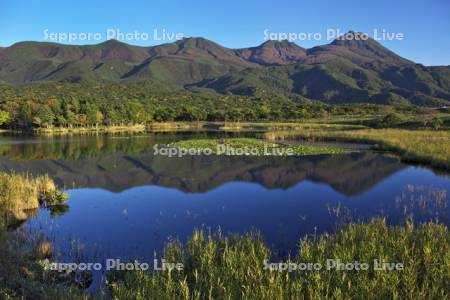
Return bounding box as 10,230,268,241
1,132,448,290
26,166,449,261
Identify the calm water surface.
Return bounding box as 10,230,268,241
1,132,448,288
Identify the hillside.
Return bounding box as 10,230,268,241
0,32,450,106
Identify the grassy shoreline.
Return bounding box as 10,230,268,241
2,121,448,170
109,219,449,300
0,218,448,299
35,125,147,134
25,121,365,135
0,173,75,296
264,128,450,170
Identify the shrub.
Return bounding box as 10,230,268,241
380,112,407,127
431,116,444,130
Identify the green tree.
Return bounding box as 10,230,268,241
85,104,100,126
34,106,55,128
16,103,34,128
0,111,10,127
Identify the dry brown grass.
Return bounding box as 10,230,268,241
33,241,53,259
0,173,57,220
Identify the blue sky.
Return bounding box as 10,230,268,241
0,0,449,65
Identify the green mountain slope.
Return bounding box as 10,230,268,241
0,33,449,106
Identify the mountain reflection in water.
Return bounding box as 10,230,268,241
0,133,404,195
1,133,447,289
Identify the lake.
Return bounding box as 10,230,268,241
1,132,449,289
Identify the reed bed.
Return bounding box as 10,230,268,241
264,128,450,170
0,173,67,221
109,219,449,300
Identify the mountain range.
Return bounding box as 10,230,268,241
1,32,450,106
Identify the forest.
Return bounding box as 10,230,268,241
0,82,413,130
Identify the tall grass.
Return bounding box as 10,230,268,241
0,173,67,222
0,173,41,212
108,219,449,300
264,128,450,170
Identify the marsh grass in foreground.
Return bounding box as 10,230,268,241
0,218,448,299
0,227,88,300
108,219,449,300
169,138,349,156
